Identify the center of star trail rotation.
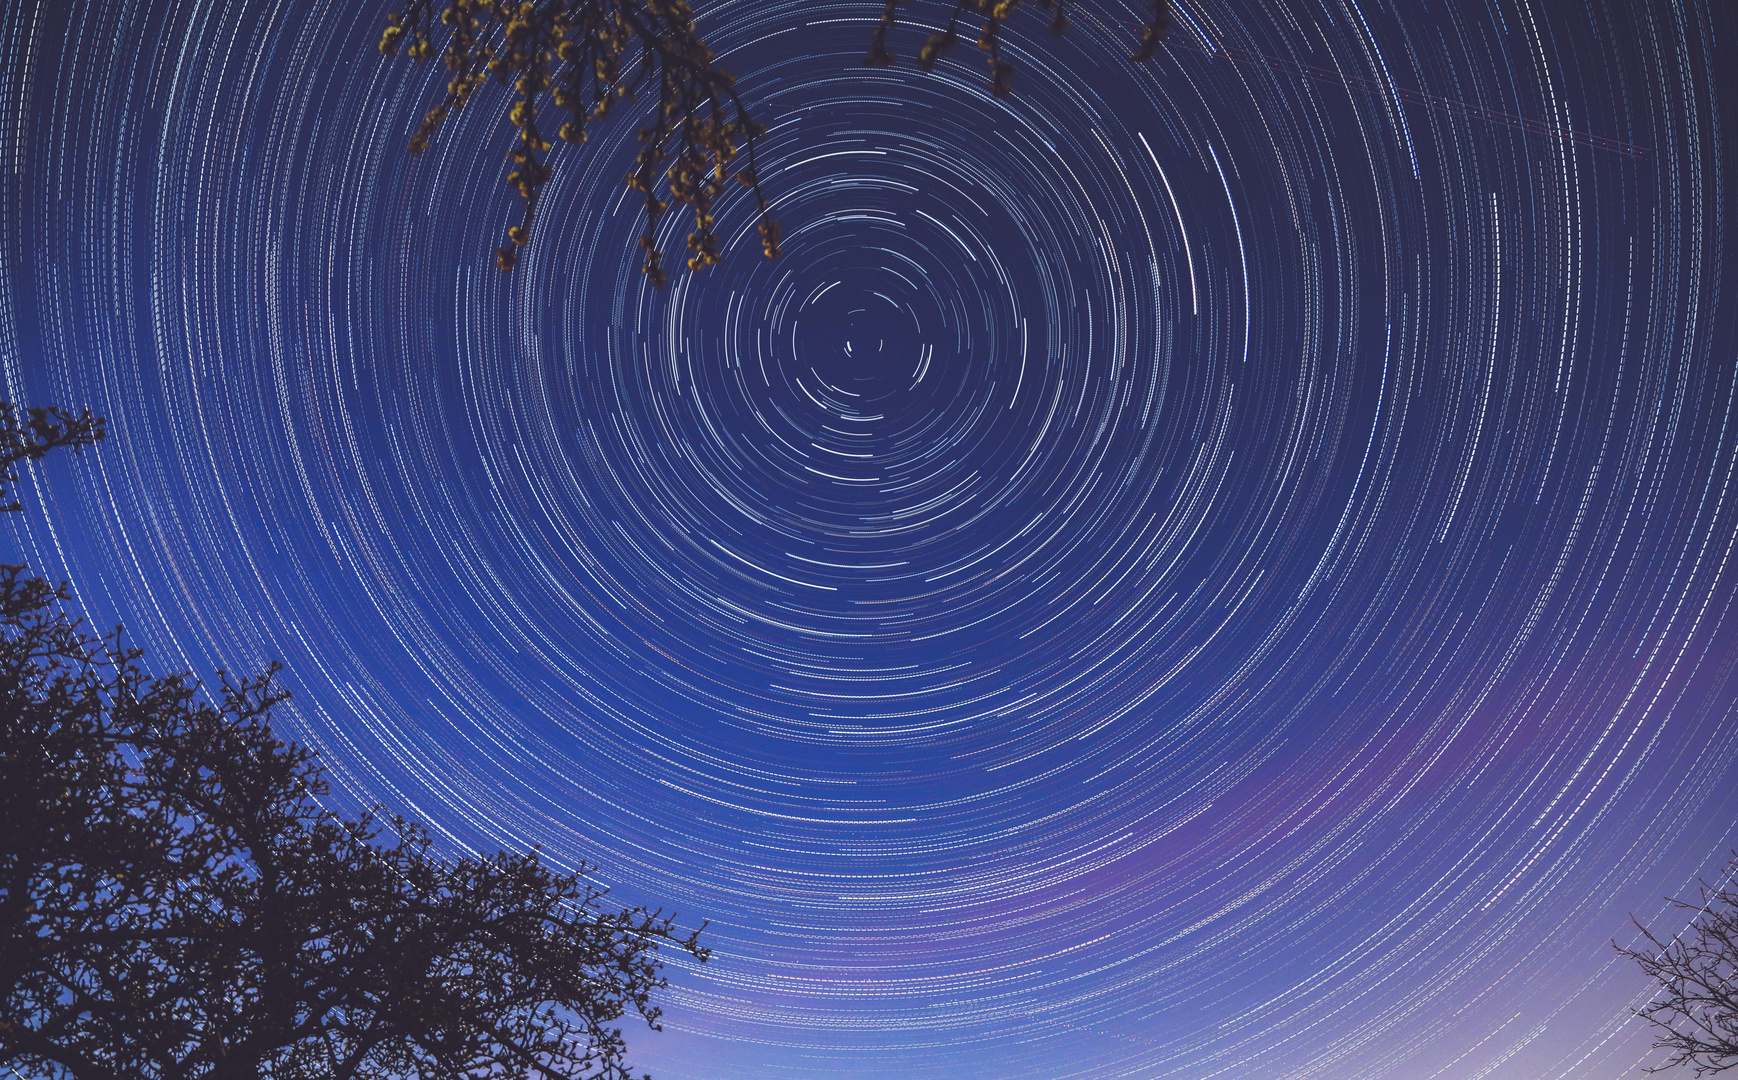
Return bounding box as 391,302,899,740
2,0,1735,1078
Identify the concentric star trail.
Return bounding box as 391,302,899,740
3,0,1735,1077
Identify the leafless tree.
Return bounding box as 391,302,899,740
1619,856,1738,1074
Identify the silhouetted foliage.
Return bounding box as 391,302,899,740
381,0,1169,283
0,416,707,1080
0,403,104,513
1619,856,1738,1074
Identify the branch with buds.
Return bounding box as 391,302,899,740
382,0,779,286
866,0,1170,97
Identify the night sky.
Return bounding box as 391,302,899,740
4,0,1737,1077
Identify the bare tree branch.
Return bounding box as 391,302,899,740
379,0,1171,281
1618,855,1738,1075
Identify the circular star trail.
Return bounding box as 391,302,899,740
4,0,1735,1077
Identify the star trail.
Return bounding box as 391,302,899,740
3,0,1735,1077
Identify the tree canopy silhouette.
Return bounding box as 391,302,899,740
1618,856,1738,1075
379,0,1172,284
0,406,707,1080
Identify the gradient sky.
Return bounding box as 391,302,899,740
4,0,1737,1077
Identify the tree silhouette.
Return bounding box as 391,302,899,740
0,415,707,1080
380,0,1171,284
1618,857,1738,1075
0,403,104,512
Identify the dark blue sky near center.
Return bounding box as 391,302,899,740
4,0,1737,1077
